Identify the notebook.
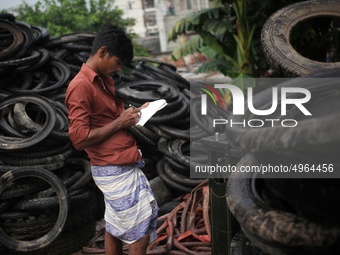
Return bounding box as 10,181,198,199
136,99,168,126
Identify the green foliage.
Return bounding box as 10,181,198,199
168,0,306,80
168,0,256,79
168,7,230,41
13,0,133,36
171,35,205,60
5,0,148,56
196,55,233,76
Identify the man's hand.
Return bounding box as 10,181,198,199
119,102,150,127
71,102,150,150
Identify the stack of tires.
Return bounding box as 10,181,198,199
0,13,99,255
0,12,215,254
115,58,213,206
226,1,340,254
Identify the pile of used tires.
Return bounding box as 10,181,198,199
0,13,100,255
0,13,214,254
226,1,340,254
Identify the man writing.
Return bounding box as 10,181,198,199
65,24,158,255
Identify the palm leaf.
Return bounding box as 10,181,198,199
202,19,230,37
168,7,229,41
200,46,218,59
171,35,205,60
198,30,227,56
196,58,232,75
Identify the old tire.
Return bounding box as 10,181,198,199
0,168,69,252
261,0,340,76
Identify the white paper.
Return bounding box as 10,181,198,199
136,99,167,126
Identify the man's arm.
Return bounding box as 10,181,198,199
75,106,143,150
66,79,149,150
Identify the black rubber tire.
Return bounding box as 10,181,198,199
147,124,173,139
1,190,96,236
0,20,24,60
0,168,69,252
34,171,82,198
148,93,189,123
0,179,48,200
189,125,211,141
0,95,56,150
43,32,95,47
0,13,16,22
163,155,189,175
226,154,340,251
115,80,180,104
156,159,192,193
157,138,184,166
157,124,191,140
0,106,26,138
134,125,160,143
0,211,34,221
6,59,70,95
12,188,90,211
131,68,156,80
10,101,69,141
31,25,49,44
261,0,340,76
72,51,89,63
158,64,190,88
0,49,41,68
65,158,92,191
2,219,95,255
5,142,71,160
170,139,193,168
63,42,92,52
127,125,157,146
154,91,185,114
139,62,189,90
0,162,65,174
11,21,34,59
18,71,49,90
163,161,204,187
0,213,58,239
190,96,228,135
132,57,177,71
17,47,50,72
230,230,269,255
0,148,72,166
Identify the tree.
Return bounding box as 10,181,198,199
9,0,148,55
168,0,304,80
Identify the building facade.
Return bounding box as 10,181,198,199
115,0,210,53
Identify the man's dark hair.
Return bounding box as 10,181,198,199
91,24,133,64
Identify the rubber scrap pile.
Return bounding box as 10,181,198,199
0,13,215,255
125,180,211,255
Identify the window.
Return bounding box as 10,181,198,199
128,1,133,9
186,0,192,10
144,0,154,9
145,12,158,35
179,0,192,11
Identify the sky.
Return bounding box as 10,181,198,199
0,0,39,11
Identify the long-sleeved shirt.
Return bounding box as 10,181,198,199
65,63,141,166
